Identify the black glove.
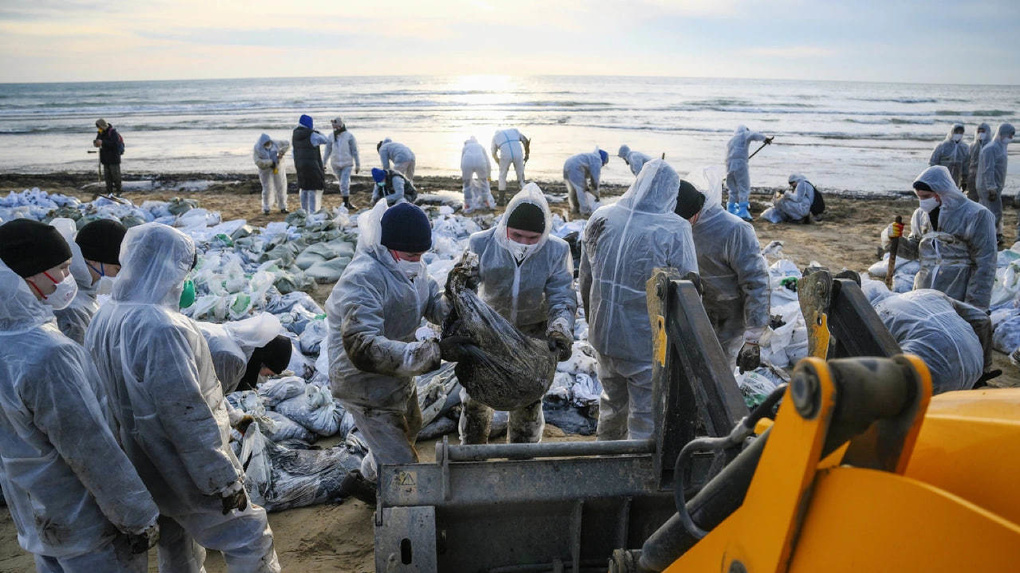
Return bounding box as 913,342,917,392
961,182,967,192
446,261,479,297
126,523,159,554
221,487,248,515
736,342,761,374
764,136,774,145
439,335,474,362
547,331,572,362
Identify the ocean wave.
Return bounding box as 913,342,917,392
935,109,1014,117
850,97,938,104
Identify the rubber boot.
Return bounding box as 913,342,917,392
727,201,737,215
498,190,507,206
343,197,356,211
735,201,753,222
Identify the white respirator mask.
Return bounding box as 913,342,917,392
979,132,989,143
506,241,540,263
95,275,116,296
396,259,422,280
918,197,939,213
952,133,963,143
40,272,79,310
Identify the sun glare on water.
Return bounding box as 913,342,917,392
440,75,521,168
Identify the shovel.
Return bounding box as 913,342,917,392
748,136,775,161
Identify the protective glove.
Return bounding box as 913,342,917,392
961,182,968,192
439,335,474,362
736,342,761,374
764,136,775,145
220,481,248,515
404,340,442,374
547,330,572,362
126,521,160,554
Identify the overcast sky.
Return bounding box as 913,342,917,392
1,0,1017,84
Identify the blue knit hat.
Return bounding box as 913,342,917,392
372,168,387,183
381,203,432,253
598,149,609,165
299,114,313,129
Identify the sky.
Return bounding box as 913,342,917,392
0,0,1017,84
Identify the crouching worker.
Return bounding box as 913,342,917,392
371,167,417,207
86,223,280,572
761,174,816,224
326,202,448,501
0,219,159,572
448,183,576,444
199,313,294,393
676,177,770,372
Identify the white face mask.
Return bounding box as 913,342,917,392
506,241,540,262
979,131,989,143
40,272,78,310
95,275,116,296
918,197,939,213
396,259,422,280
952,133,963,143
1005,137,1014,145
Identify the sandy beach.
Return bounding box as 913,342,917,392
0,171,1017,572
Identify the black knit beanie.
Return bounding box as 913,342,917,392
76,219,128,265
506,203,545,233
380,203,432,253
675,180,706,219
0,219,72,278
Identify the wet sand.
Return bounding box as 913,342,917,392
0,171,1017,572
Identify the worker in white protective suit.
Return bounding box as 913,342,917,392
965,123,991,202
449,183,576,444
323,117,360,211
929,123,970,189
580,160,698,440
491,128,530,203
461,136,495,213
253,134,290,215
618,144,652,177
725,125,771,221
676,169,770,372
52,218,127,345
0,219,159,573
976,122,1015,241
198,313,293,394
564,148,609,217
862,282,991,394
761,174,816,224
883,166,996,310
326,201,448,500
85,223,280,573
377,138,416,182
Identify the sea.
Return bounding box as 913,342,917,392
0,75,1017,195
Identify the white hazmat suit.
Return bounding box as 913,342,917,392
198,314,284,394
85,223,280,573
326,201,448,481
580,160,698,440
687,170,770,368
461,136,495,212
491,128,529,195
976,123,1015,235
323,121,360,200
762,174,816,224
966,123,991,201
929,123,970,188
725,125,768,218
462,184,577,444
866,286,988,394
907,166,997,310
378,138,416,182
253,134,290,213
618,145,652,177
0,262,159,573
563,149,607,216
51,219,101,345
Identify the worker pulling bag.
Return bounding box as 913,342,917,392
440,253,558,411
